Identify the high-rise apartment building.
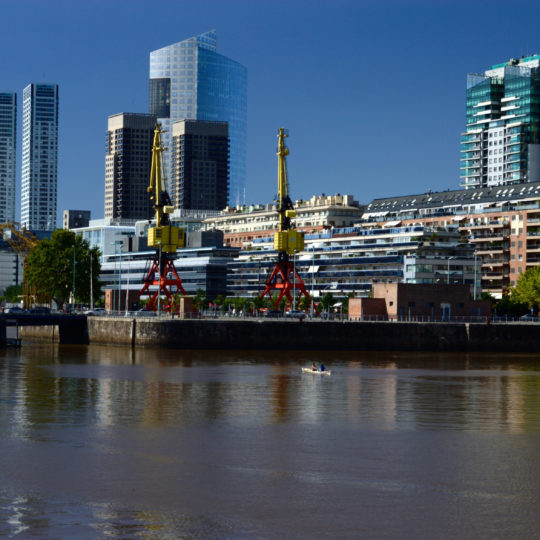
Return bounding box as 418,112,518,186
171,120,229,211
0,93,16,223
104,113,156,221
149,30,247,207
21,84,59,230
461,55,540,189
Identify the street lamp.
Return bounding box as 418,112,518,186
447,256,457,284
310,243,315,318
72,245,76,313
292,249,297,311
112,240,123,313
473,252,478,300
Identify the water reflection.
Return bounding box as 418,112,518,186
2,345,540,437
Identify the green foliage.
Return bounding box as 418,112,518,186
298,295,311,311
320,292,334,312
193,288,209,310
494,294,529,317
511,267,540,309
2,284,22,303
24,229,101,309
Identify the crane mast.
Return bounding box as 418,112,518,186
139,124,186,311
260,128,311,309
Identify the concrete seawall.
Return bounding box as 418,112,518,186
18,317,540,352
85,318,540,352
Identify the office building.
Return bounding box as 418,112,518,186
21,84,59,231
461,55,540,189
149,30,247,207
104,113,156,221
0,93,16,224
63,210,91,230
171,119,229,210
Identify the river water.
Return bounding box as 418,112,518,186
1,343,540,539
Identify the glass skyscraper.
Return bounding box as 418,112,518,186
461,55,540,189
21,84,59,230
0,93,16,223
149,30,247,207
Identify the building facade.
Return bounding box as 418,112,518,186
204,194,365,247
0,93,16,224
362,182,540,297
461,55,540,189
227,225,477,300
105,113,156,221
171,119,229,210
149,30,247,207
21,84,59,231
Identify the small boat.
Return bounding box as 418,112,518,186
302,367,331,376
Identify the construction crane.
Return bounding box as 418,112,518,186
260,128,311,309
139,124,186,311
0,221,42,307
0,221,40,258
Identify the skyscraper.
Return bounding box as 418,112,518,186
149,30,247,207
171,119,229,210
0,93,16,223
21,84,59,230
104,113,156,221
461,55,540,189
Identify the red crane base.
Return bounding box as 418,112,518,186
260,261,311,309
140,255,186,312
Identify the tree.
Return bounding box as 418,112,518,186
511,267,540,310
1,284,22,303
320,292,334,313
24,229,101,310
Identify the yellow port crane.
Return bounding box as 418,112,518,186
139,124,186,311
260,128,311,309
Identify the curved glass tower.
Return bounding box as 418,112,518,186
149,30,247,207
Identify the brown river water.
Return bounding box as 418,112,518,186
1,343,540,539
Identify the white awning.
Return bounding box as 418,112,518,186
362,211,389,219
307,265,320,273
453,216,466,221
383,220,402,227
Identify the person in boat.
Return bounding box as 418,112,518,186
320,363,325,372
311,362,317,371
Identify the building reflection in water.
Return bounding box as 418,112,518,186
3,346,540,435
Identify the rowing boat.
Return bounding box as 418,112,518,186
302,367,331,376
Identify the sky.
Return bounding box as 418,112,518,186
3,0,540,225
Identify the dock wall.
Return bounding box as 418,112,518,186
16,317,540,352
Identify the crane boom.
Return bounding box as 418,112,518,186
147,125,184,252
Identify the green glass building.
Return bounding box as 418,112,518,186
461,55,540,189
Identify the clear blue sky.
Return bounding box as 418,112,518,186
2,0,540,224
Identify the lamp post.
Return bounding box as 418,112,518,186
293,249,297,311
473,253,478,300
90,253,93,311
123,233,134,316
447,256,457,284
72,245,76,313
157,242,162,318
310,243,315,318
112,240,123,313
